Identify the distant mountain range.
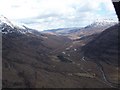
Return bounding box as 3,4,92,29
42,27,81,35
42,21,117,34
42,21,117,40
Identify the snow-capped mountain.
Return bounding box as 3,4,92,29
69,20,118,39
0,15,41,35
0,15,15,29
0,15,27,34
85,20,117,28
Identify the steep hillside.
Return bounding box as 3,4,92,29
82,24,119,66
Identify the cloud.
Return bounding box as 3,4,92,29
0,0,118,30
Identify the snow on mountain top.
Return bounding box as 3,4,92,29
83,19,118,30
0,15,26,29
0,15,41,35
93,22,116,26
94,19,118,24
0,15,30,34
0,15,15,28
91,19,118,27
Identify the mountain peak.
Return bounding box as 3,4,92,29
0,15,28,34
0,15,15,28
0,15,27,30
89,19,118,28
0,15,41,35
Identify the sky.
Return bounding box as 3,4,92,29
0,0,118,31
